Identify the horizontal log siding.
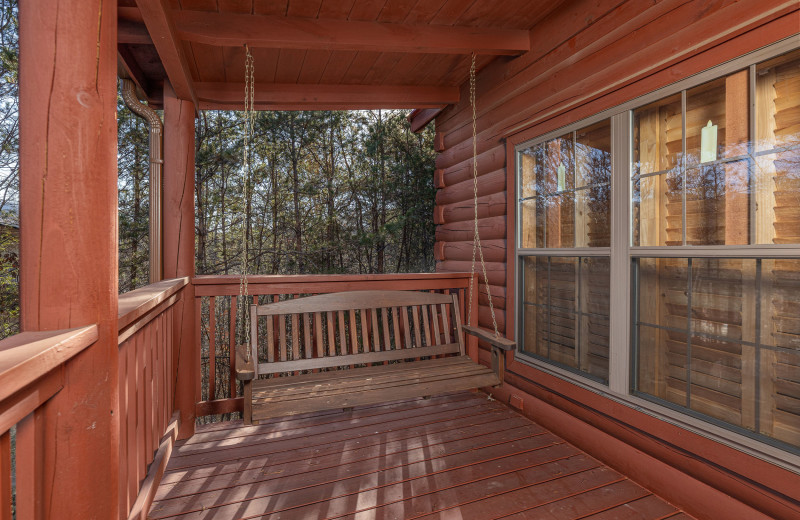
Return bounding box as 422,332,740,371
432,1,800,519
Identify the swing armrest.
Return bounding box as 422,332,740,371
461,325,515,382
235,344,256,381
461,325,515,351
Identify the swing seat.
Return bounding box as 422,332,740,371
235,290,510,424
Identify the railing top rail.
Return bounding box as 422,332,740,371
0,325,98,403
254,289,456,315
118,277,189,331
192,272,474,285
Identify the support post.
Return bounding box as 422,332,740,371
163,82,197,439
18,0,119,518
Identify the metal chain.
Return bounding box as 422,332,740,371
467,53,500,337
239,45,255,360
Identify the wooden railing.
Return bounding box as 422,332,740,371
117,277,187,520
0,325,98,519
193,272,478,418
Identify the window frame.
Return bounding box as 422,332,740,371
513,35,800,470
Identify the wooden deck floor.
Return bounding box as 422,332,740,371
149,392,696,520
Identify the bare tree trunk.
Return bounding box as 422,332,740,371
290,114,303,272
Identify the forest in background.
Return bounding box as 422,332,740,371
119,108,437,293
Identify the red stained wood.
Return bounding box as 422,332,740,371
435,239,506,263
127,413,179,520
435,168,506,205
18,1,119,517
408,107,443,132
430,2,800,518
174,11,530,55
0,431,9,519
195,81,459,110
137,0,198,105
492,378,781,520
0,327,97,403
148,392,694,520
0,369,63,442
435,215,507,243
164,80,197,442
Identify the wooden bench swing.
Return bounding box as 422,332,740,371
233,50,514,424
235,290,514,424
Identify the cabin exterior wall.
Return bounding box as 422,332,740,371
433,1,800,519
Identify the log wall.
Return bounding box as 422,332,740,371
433,1,800,519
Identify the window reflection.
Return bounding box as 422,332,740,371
519,120,611,248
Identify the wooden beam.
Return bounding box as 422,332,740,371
163,82,197,439
175,11,531,55
117,46,155,102
126,413,179,520
195,82,460,110
18,0,119,517
137,0,197,106
118,20,152,45
408,108,443,133
0,326,98,402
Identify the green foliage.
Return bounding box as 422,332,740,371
117,99,151,293
0,213,18,339
193,109,436,277
0,0,16,342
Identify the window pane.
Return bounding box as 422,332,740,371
576,121,611,247
633,170,682,246
686,72,749,167
633,94,682,177
633,94,682,246
635,257,800,449
756,49,800,153
755,49,800,245
521,256,609,382
518,121,610,249
633,71,755,246
761,259,800,448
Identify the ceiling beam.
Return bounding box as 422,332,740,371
118,20,152,45
137,0,197,107
175,11,530,55
408,108,443,133
195,82,459,111
117,46,160,105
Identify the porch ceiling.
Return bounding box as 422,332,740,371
117,0,569,111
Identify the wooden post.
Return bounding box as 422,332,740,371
163,82,197,440
17,0,119,518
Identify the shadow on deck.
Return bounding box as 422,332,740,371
149,392,695,519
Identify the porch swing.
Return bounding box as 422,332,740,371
234,49,515,424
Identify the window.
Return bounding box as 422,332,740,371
518,120,611,382
516,43,800,454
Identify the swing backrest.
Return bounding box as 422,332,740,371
248,290,466,376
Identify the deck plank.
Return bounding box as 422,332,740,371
149,392,697,520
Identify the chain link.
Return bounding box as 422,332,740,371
467,53,500,338
239,45,255,360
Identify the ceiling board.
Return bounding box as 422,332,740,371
348,0,387,22
430,0,477,26
377,0,418,24
287,0,323,18
318,0,357,19
402,0,448,24
217,0,254,13
117,0,587,110
274,48,307,83
318,51,358,84
296,50,333,84
253,0,289,16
